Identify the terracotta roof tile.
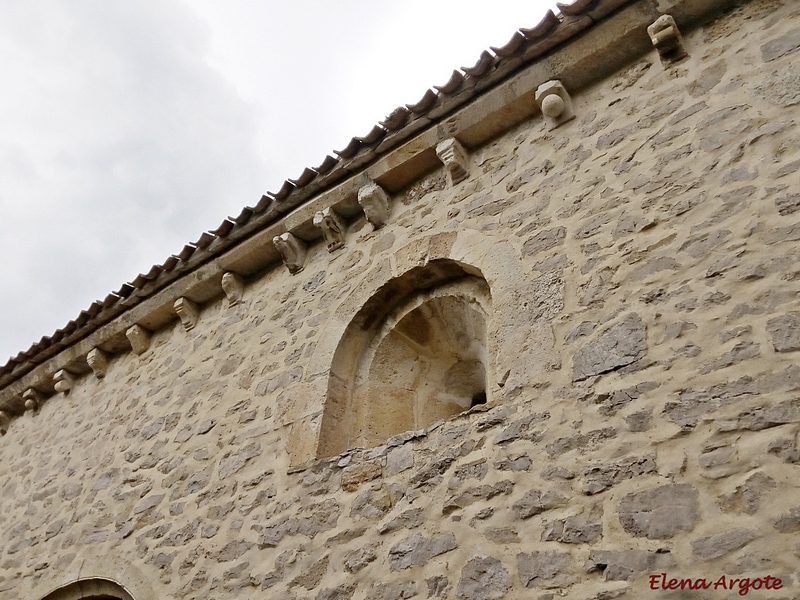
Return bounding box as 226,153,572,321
521,10,561,40
406,88,438,114
490,31,526,57
289,167,318,188
270,180,296,201
356,125,388,146
434,70,465,95
333,137,363,159
315,155,339,174
557,0,600,16
379,107,410,131
462,50,495,77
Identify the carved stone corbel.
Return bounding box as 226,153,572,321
54,369,75,394
126,324,151,355
0,410,9,435
648,15,688,66
435,138,470,186
357,182,391,230
23,388,43,412
175,297,200,331
535,80,575,130
222,272,245,307
273,233,307,275
313,207,347,252
87,348,110,379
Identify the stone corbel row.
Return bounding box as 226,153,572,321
272,180,394,276
273,137,473,276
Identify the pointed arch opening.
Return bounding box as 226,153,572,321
317,259,494,458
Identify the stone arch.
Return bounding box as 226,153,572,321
303,230,562,461
318,259,494,456
37,579,134,600
33,557,153,600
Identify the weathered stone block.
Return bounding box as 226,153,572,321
516,551,576,589
388,533,457,571
456,556,510,600
691,528,758,559
618,484,700,539
767,315,800,352
572,313,647,381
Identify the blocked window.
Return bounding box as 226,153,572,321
318,260,493,457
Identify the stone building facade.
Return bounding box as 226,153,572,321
2,0,799,598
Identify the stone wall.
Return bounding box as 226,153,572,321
2,0,800,598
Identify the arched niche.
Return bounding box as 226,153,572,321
317,258,496,457
38,579,134,600
295,230,562,467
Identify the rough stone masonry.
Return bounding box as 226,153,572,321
1,0,800,599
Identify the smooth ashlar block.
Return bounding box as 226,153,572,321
273,232,307,275
23,388,42,412
222,272,245,307
648,14,687,66
535,80,575,130
435,138,470,186
126,324,152,355
87,347,110,379
53,369,75,394
175,297,200,331
357,182,391,230
313,207,347,252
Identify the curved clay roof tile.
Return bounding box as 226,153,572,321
211,219,236,237
177,245,196,262
462,51,495,77
556,0,600,16
434,70,465,95
490,31,526,57
194,232,216,250
161,256,180,272
270,180,296,201
379,107,410,131
254,194,273,213
334,137,363,159
356,125,388,146
520,10,561,40
235,206,254,225
116,283,136,298
405,88,438,114
315,155,339,174
289,167,318,188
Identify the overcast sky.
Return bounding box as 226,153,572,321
0,0,554,364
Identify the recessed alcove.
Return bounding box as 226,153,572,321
317,259,493,457
39,579,134,600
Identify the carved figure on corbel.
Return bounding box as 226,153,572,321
222,272,245,307
54,369,75,394
87,347,110,379
535,80,575,130
0,410,9,435
273,232,307,275
23,388,43,413
175,297,200,331
648,14,688,66
357,182,391,230
313,207,347,252
435,138,470,186
126,324,152,355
